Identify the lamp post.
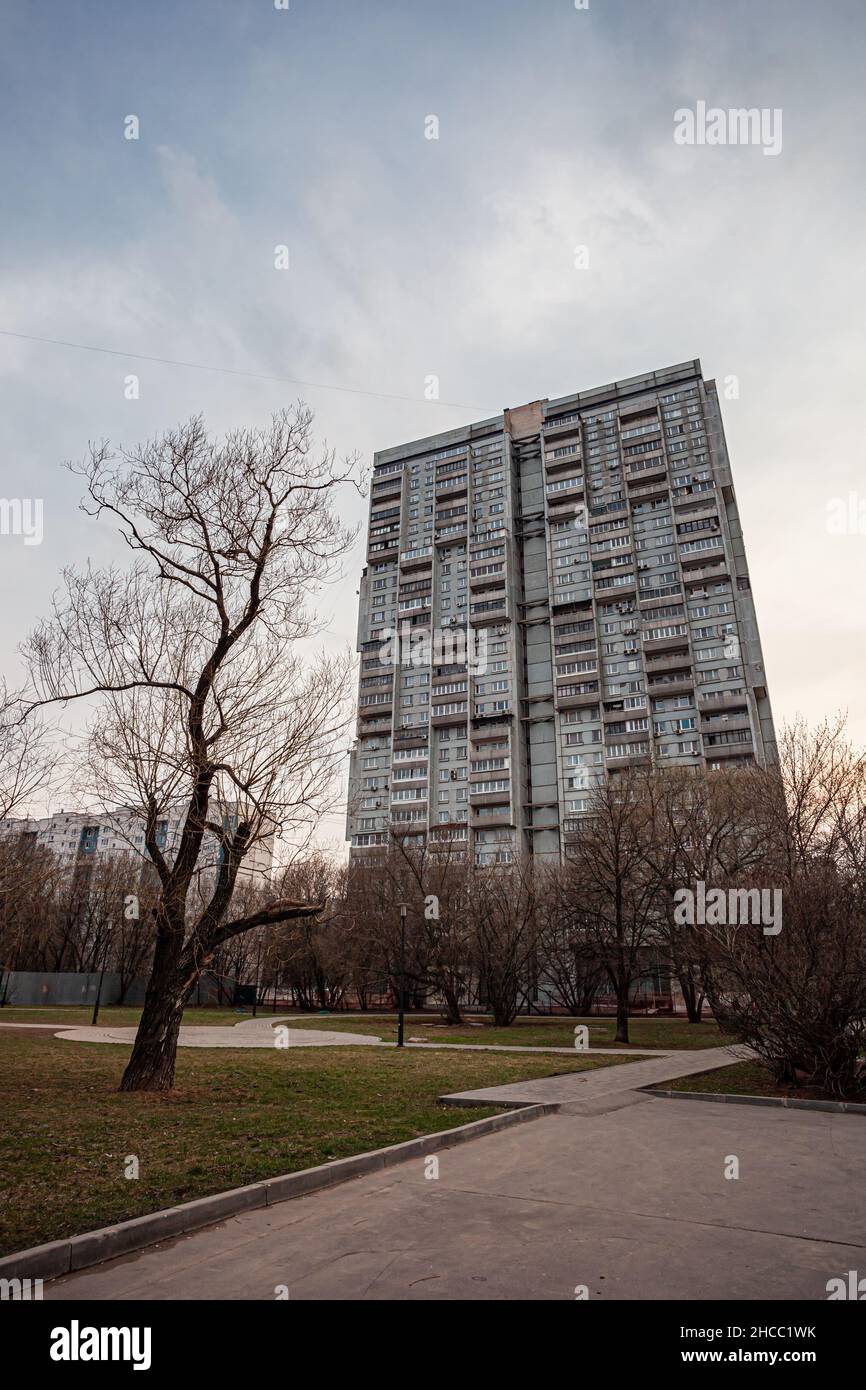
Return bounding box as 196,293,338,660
91,933,110,1027
397,902,408,1048
251,932,264,1018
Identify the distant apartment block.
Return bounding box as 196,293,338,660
346,360,776,864
0,807,274,883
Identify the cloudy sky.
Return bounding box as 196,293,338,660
1,0,864,850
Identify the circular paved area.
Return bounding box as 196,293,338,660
39,1015,665,1055
52,1016,384,1048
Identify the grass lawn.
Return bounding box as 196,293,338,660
279,1014,727,1051
658,1059,863,1105
0,1031,638,1256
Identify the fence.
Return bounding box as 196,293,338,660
0,970,148,1007
0,969,248,1009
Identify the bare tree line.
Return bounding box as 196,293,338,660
265,717,866,1098
3,713,864,1097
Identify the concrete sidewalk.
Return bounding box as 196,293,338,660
46,1090,864,1301
440,1044,751,1109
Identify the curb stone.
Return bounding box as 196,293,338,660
0,1103,554,1284
644,1087,866,1115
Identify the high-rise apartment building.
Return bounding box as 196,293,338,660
346,360,775,865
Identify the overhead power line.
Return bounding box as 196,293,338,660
0,328,494,414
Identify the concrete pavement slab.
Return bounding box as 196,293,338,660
45,1093,864,1302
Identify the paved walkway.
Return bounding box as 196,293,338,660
44,1015,665,1056
46,1049,864,1300
440,1044,752,1109
51,1018,384,1048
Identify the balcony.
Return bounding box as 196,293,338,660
391,770,429,788
367,538,399,562
703,739,755,760
644,650,691,674
673,483,716,509
469,596,508,623
435,476,468,501
639,584,682,607
646,674,694,698
551,588,593,611
546,476,584,500
370,476,403,501
399,545,434,569
358,700,393,724
398,602,432,622
593,557,634,584
471,723,513,745
542,412,580,435
701,712,752,736
642,635,687,658
473,706,514,726
605,749,652,768
393,726,429,747
625,455,667,485
431,703,469,728
471,809,514,829
628,479,670,503
594,574,636,597
545,449,582,475
697,692,749,714
603,703,645,723
681,557,727,585
469,567,506,590
674,502,719,528
557,689,601,711
547,505,586,531
469,787,512,807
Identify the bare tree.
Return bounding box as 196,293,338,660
340,856,395,1010
470,857,538,1027
535,862,605,1015
642,765,775,1022
0,680,62,841
697,718,866,1098
560,770,663,1043
0,833,61,1001
267,853,349,1011
383,833,472,1024
23,406,358,1090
